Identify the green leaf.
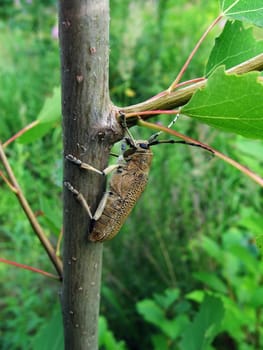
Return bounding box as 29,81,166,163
239,207,263,235
186,290,205,303
37,86,61,123
180,295,224,350
221,0,263,27
256,235,263,254
151,334,170,350
18,86,61,143
99,316,127,350
201,237,221,262
31,306,64,350
136,296,188,339
250,286,263,306
181,67,263,139
39,197,62,235
206,20,263,76
136,299,164,327
193,272,228,294
153,288,180,309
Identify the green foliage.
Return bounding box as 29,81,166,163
182,68,263,139
192,222,263,349
31,306,64,350
180,295,224,350
0,0,263,349
221,0,263,27
0,1,59,141
256,235,263,255
0,2,61,349
136,289,224,350
206,20,263,75
99,316,128,350
136,289,184,340
133,211,263,349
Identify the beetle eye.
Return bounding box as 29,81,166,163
139,143,149,149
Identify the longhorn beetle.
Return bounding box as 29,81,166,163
64,113,213,242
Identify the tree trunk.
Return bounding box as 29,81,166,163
59,1,121,348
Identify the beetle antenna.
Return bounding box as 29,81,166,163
150,139,214,154
148,113,180,143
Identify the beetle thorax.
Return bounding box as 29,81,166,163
123,141,153,172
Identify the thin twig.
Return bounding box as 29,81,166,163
138,119,263,187
167,14,223,92
3,120,39,148
0,142,63,279
56,228,63,258
0,258,60,280
0,171,18,193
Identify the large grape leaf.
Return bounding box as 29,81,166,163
220,0,263,27
206,20,263,76
181,67,263,139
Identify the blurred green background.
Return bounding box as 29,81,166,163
0,1,262,349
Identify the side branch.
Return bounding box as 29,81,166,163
121,53,263,125
0,143,63,279
0,258,60,280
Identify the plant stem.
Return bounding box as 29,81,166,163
0,142,63,279
138,119,263,187
167,14,223,92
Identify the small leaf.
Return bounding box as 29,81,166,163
18,86,61,143
193,272,228,294
136,299,164,327
206,20,263,76
186,290,205,303
180,295,224,350
182,67,263,139
136,297,183,339
153,288,180,309
37,86,61,123
151,334,170,350
99,316,127,350
18,122,56,143
31,306,64,350
221,0,263,28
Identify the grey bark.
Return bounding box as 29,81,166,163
59,0,121,348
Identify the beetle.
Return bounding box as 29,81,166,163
65,113,213,242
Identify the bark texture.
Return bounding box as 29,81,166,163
59,1,121,348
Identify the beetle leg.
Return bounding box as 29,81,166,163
93,192,109,221
64,181,93,219
66,154,120,175
64,181,109,222
119,112,137,147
